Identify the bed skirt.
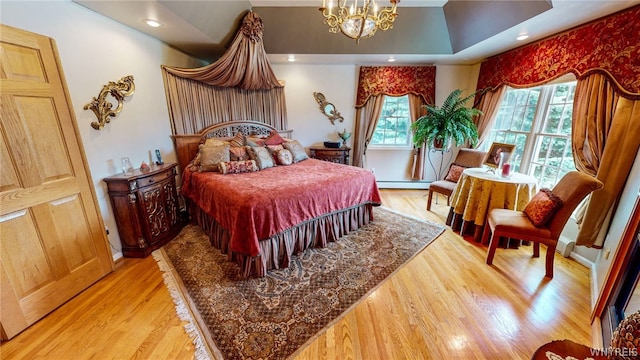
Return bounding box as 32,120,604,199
187,200,377,277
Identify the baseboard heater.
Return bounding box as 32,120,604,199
376,181,430,189
556,236,576,257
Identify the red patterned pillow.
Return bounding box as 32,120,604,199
219,160,259,174
444,164,467,182
264,130,285,145
524,188,564,227
246,136,266,147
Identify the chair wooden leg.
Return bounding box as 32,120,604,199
533,242,540,258
446,195,450,206
481,221,491,245
427,190,434,211
545,244,557,278
486,231,499,266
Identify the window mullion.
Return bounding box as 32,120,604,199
519,88,549,174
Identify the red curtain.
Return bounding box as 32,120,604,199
355,66,436,108
476,5,640,99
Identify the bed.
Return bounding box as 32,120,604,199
173,121,381,277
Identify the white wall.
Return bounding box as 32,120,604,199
270,64,358,148
2,0,202,260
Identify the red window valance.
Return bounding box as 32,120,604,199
477,5,640,98
356,66,436,108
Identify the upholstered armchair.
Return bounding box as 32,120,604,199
426,148,487,211
483,171,603,278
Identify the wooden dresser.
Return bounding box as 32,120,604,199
310,146,351,165
103,163,184,257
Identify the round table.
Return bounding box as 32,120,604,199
446,167,538,244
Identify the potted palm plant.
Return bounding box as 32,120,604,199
411,89,484,150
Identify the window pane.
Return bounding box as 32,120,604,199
522,106,535,132
541,166,560,189
535,136,551,163
370,95,410,146
560,106,573,135
545,104,563,133
485,81,576,188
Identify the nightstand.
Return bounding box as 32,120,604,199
103,163,185,257
310,146,350,165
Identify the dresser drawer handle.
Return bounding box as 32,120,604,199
148,178,155,183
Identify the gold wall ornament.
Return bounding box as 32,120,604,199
85,75,135,130
314,92,344,125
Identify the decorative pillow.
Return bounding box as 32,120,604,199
266,144,284,164
198,144,230,172
276,149,293,165
264,130,286,145
523,188,564,227
283,140,309,163
444,163,467,182
229,131,246,147
219,160,259,174
229,146,250,161
248,146,275,170
203,138,229,147
246,136,266,147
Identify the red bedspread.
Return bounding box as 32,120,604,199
181,158,381,257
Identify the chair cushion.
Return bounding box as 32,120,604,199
488,209,553,240
444,163,467,182
523,188,564,227
429,180,457,195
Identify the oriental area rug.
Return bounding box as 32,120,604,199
153,207,445,360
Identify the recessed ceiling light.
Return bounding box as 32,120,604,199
145,19,162,28
516,34,529,41
388,56,396,62
287,55,296,62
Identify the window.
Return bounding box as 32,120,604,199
370,95,411,148
482,81,577,188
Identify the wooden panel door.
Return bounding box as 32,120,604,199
0,25,113,340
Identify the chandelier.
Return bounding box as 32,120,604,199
319,0,399,43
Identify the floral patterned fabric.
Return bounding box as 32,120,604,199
444,163,467,183
356,66,436,107
477,6,640,98
219,160,259,175
450,168,538,230
524,188,564,227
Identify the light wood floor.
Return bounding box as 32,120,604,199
1,190,592,359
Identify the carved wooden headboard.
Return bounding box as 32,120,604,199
172,120,293,172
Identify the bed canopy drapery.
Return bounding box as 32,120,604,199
162,11,287,135
474,5,640,248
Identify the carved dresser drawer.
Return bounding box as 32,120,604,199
310,146,351,165
103,163,185,257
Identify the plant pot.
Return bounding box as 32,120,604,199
432,138,451,151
